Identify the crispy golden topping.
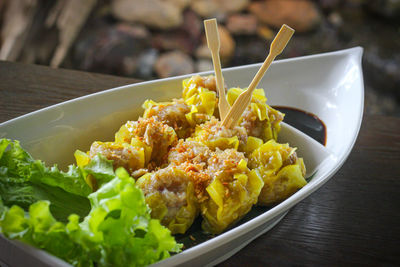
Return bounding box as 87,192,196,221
168,140,210,166
143,99,192,138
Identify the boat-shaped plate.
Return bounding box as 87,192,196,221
0,47,364,267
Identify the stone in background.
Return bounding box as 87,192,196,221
0,0,399,116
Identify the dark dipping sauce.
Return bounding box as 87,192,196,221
272,106,327,146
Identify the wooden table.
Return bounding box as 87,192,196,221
1,61,399,266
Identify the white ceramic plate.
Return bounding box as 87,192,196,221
0,47,364,267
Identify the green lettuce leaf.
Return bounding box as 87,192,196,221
0,139,92,197
76,167,181,266
0,139,90,220
0,168,181,267
0,198,93,266
82,154,115,188
0,139,122,221
0,175,90,221
0,139,181,266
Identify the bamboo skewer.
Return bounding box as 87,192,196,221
222,24,295,128
204,18,230,121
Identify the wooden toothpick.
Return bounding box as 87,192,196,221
222,24,295,128
204,18,230,121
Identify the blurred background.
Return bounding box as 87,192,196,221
0,0,399,116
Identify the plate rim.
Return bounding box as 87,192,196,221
0,47,363,127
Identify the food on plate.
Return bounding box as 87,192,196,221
182,75,218,121
0,74,307,266
168,139,211,167
142,99,192,139
249,139,307,205
115,117,178,166
89,141,145,173
227,88,284,141
82,74,304,235
200,149,264,234
166,139,264,234
167,139,213,201
190,116,248,151
137,166,199,234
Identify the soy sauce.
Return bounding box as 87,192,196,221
272,106,327,146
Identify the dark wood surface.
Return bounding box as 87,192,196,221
0,60,140,122
1,61,399,266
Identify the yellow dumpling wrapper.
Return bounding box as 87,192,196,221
142,98,194,139
130,137,152,166
114,118,178,164
249,139,307,206
182,76,217,116
74,149,97,190
74,149,90,167
201,167,264,234
227,87,267,106
227,88,284,142
136,168,199,235
189,117,246,151
241,136,264,155
190,127,240,151
89,141,146,173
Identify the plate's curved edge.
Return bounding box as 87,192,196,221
278,122,335,176
0,234,72,267
346,46,364,163
204,213,287,267
0,47,363,128
151,212,289,267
